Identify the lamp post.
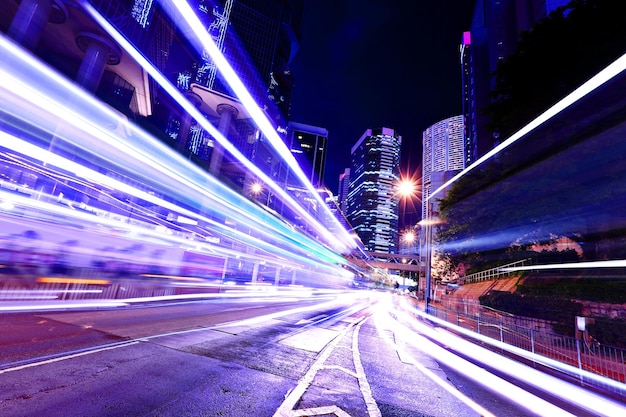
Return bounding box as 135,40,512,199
396,176,421,293
423,200,433,313
416,199,436,312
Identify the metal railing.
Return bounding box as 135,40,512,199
426,303,626,398
461,258,531,284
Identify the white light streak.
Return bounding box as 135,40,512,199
79,1,354,254
428,52,626,201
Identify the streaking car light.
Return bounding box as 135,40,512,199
428,51,626,202
78,1,355,254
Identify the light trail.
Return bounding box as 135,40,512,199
158,0,356,251
79,1,356,255
0,74,339,270
0,33,351,276
379,299,626,416
501,259,626,271
409,308,626,410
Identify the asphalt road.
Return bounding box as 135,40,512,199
0,291,620,416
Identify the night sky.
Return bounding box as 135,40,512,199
289,1,476,198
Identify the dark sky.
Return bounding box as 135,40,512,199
289,1,476,196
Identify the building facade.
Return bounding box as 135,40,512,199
286,122,327,188
338,167,350,215
421,115,465,219
465,0,570,162
347,128,401,254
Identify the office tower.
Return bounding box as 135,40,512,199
421,115,465,220
286,122,327,188
460,31,474,166
338,168,350,215
347,128,401,254
465,0,570,162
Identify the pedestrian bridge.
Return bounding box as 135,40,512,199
347,252,422,273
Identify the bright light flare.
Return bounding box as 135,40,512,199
402,230,416,243
397,178,418,198
250,182,263,195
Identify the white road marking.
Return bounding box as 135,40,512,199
0,341,140,374
272,316,382,417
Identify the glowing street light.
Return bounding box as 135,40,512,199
250,181,263,195
397,178,418,199
402,229,416,244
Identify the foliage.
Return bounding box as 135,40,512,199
518,275,626,304
484,0,626,139
588,317,626,348
479,291,583,336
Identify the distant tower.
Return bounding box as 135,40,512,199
460,31,474,166
286,122,328,187
422,115,465,219
347,128,402,254
338,167,350,214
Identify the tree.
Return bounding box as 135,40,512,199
438,0,626,272
484,0,626,139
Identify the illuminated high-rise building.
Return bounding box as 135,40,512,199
347,128,402,254
460,31,474,166
338,168,350,215
421,115,465,220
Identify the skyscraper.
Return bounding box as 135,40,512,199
347,128,401,254
421,115,464,220
465,0,570,162
460,31,474,166
338,167,350,215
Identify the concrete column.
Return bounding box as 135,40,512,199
209,103,238,176
74,32,121,93
251,261,259,283
242,123,258,193
177,92,203,153
8,0,66,50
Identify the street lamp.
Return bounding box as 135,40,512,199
397,178,418,198
402,229,416,244
249,181,271,206
419,200,436,313
396,175,421,292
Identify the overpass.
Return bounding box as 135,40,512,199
346,252,423,273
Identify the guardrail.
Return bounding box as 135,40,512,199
427,303,626,398
461,258,531,284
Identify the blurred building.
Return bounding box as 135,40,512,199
0,0,347,254
160,0,305,188
0,0,304,192
347,128,401,254
464,0,570,162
